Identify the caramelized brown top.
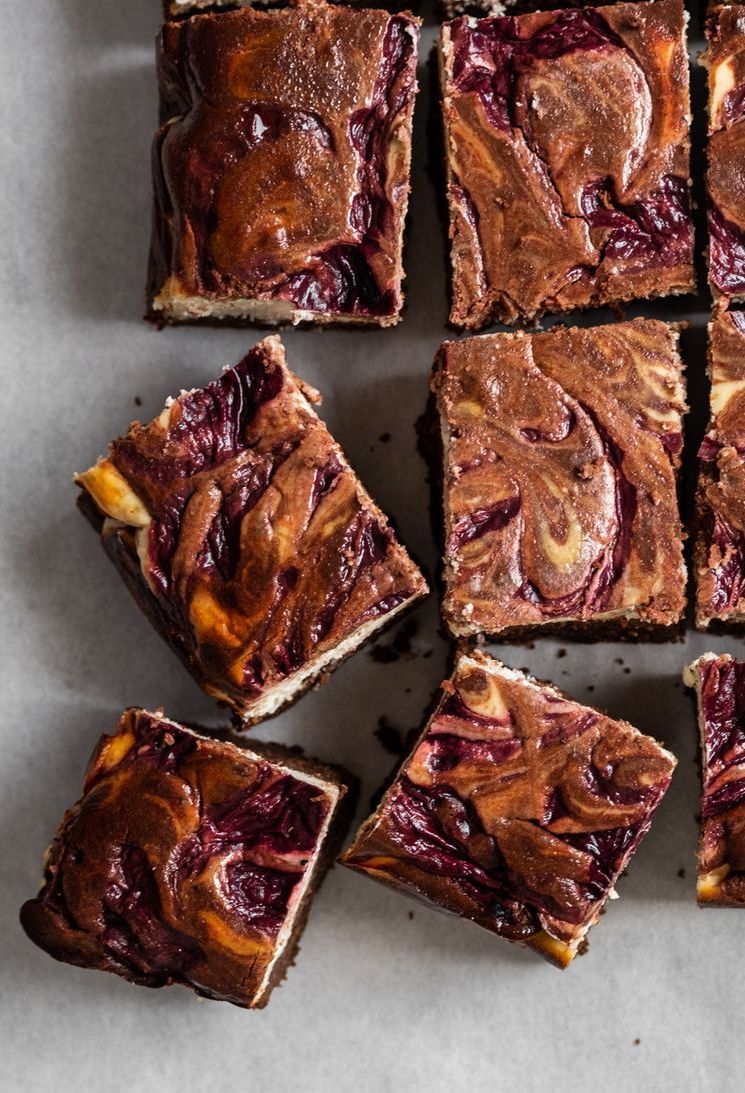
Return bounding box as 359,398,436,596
442,0,693,327
705,5,745,296
434,319,686,637
343,653,675,957
696,309,745,625
20,710,341,1006
150,2,420,320
76,337,427,719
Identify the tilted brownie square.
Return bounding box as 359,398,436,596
20,708,356,1007
432,319,687,641
148,2,420,327
75,336,428,724
704,5,745,301
440,0,693,328
685,655,745,907
342,651,676,966
694,307,745,629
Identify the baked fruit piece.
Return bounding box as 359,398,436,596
432,319,687,641
440,0,694,329
75,337,428,725
703,5,745,301
684,654,745,907
342,651,676,966
694,308,745,629
20,708,356,1007
147,1,420,327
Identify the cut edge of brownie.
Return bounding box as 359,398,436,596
341,650,676,967
431,328,687,643
21,710,358,1009
682,654,740,908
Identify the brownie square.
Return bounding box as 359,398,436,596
694,307,745,629
704,5,745,301
432,319,687,641
440,0,693,328
75,336,428,724
685,654,745,907
20,709,355,1007
148,2,420,327
342,651,676,965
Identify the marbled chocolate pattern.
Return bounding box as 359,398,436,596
691,656,745,906
441,0,693,328
434,319,686,638
20,710,340,1006
76,337,427,721
149,4,420,324
342,653,675,964
705,6,745,298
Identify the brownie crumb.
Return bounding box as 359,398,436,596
134,396,142,407
677,867,686,878
556,649,567,659
369,618,419,664
379,432,391,443
623,667,631,674
374,716,406,756
407,911,414,920
587,685,595,693
615,658,624,665
633,1039,641,1046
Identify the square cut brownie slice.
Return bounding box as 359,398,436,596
342,651,676,966
440,0,693,328
694,308,745,629
147,2,420,327
432,319,687,641
20,708,356,1007
684,655,745,907
75,336,428,724
703,5,745,301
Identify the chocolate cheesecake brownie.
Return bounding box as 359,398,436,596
342,651,676,965
440,0,694,328
694,308,745,629
704,5,745,301
75,337,428,724
148,1,420,327
685,655,745,907
432,319,687,641
20,709,355,1007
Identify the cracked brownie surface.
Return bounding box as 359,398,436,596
75,337,428,724
440,0,693,328
20,709,352,1007
686,655,745,907
342,652,676,965
433,319,687,640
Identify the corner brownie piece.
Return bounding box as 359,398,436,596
75,337,428,724
20,709,355,1007
148,2,420,327
685,655,745,907
704,5,745,300
432,319,687,641
440,0,693,328
694,308,745,629
342,652,676,965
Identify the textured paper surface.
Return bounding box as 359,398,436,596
0,3,740,1091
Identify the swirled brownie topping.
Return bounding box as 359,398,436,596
20,709,352,1007
685,655,745,907
705,6,745,299
433,319,686,640
75,337,427,724
695,308,745,628
148,2,420,327
342,652,676,965
440,0,693,328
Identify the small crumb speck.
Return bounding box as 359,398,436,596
586,685,595,693
556,649,567,659
408,911,414,921
134,396,142,406
633,1038,640,1046
615,658,624,665
677,867,686,879
379,432,391,443
623,667,631,674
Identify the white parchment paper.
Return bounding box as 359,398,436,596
0,3,738,1091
